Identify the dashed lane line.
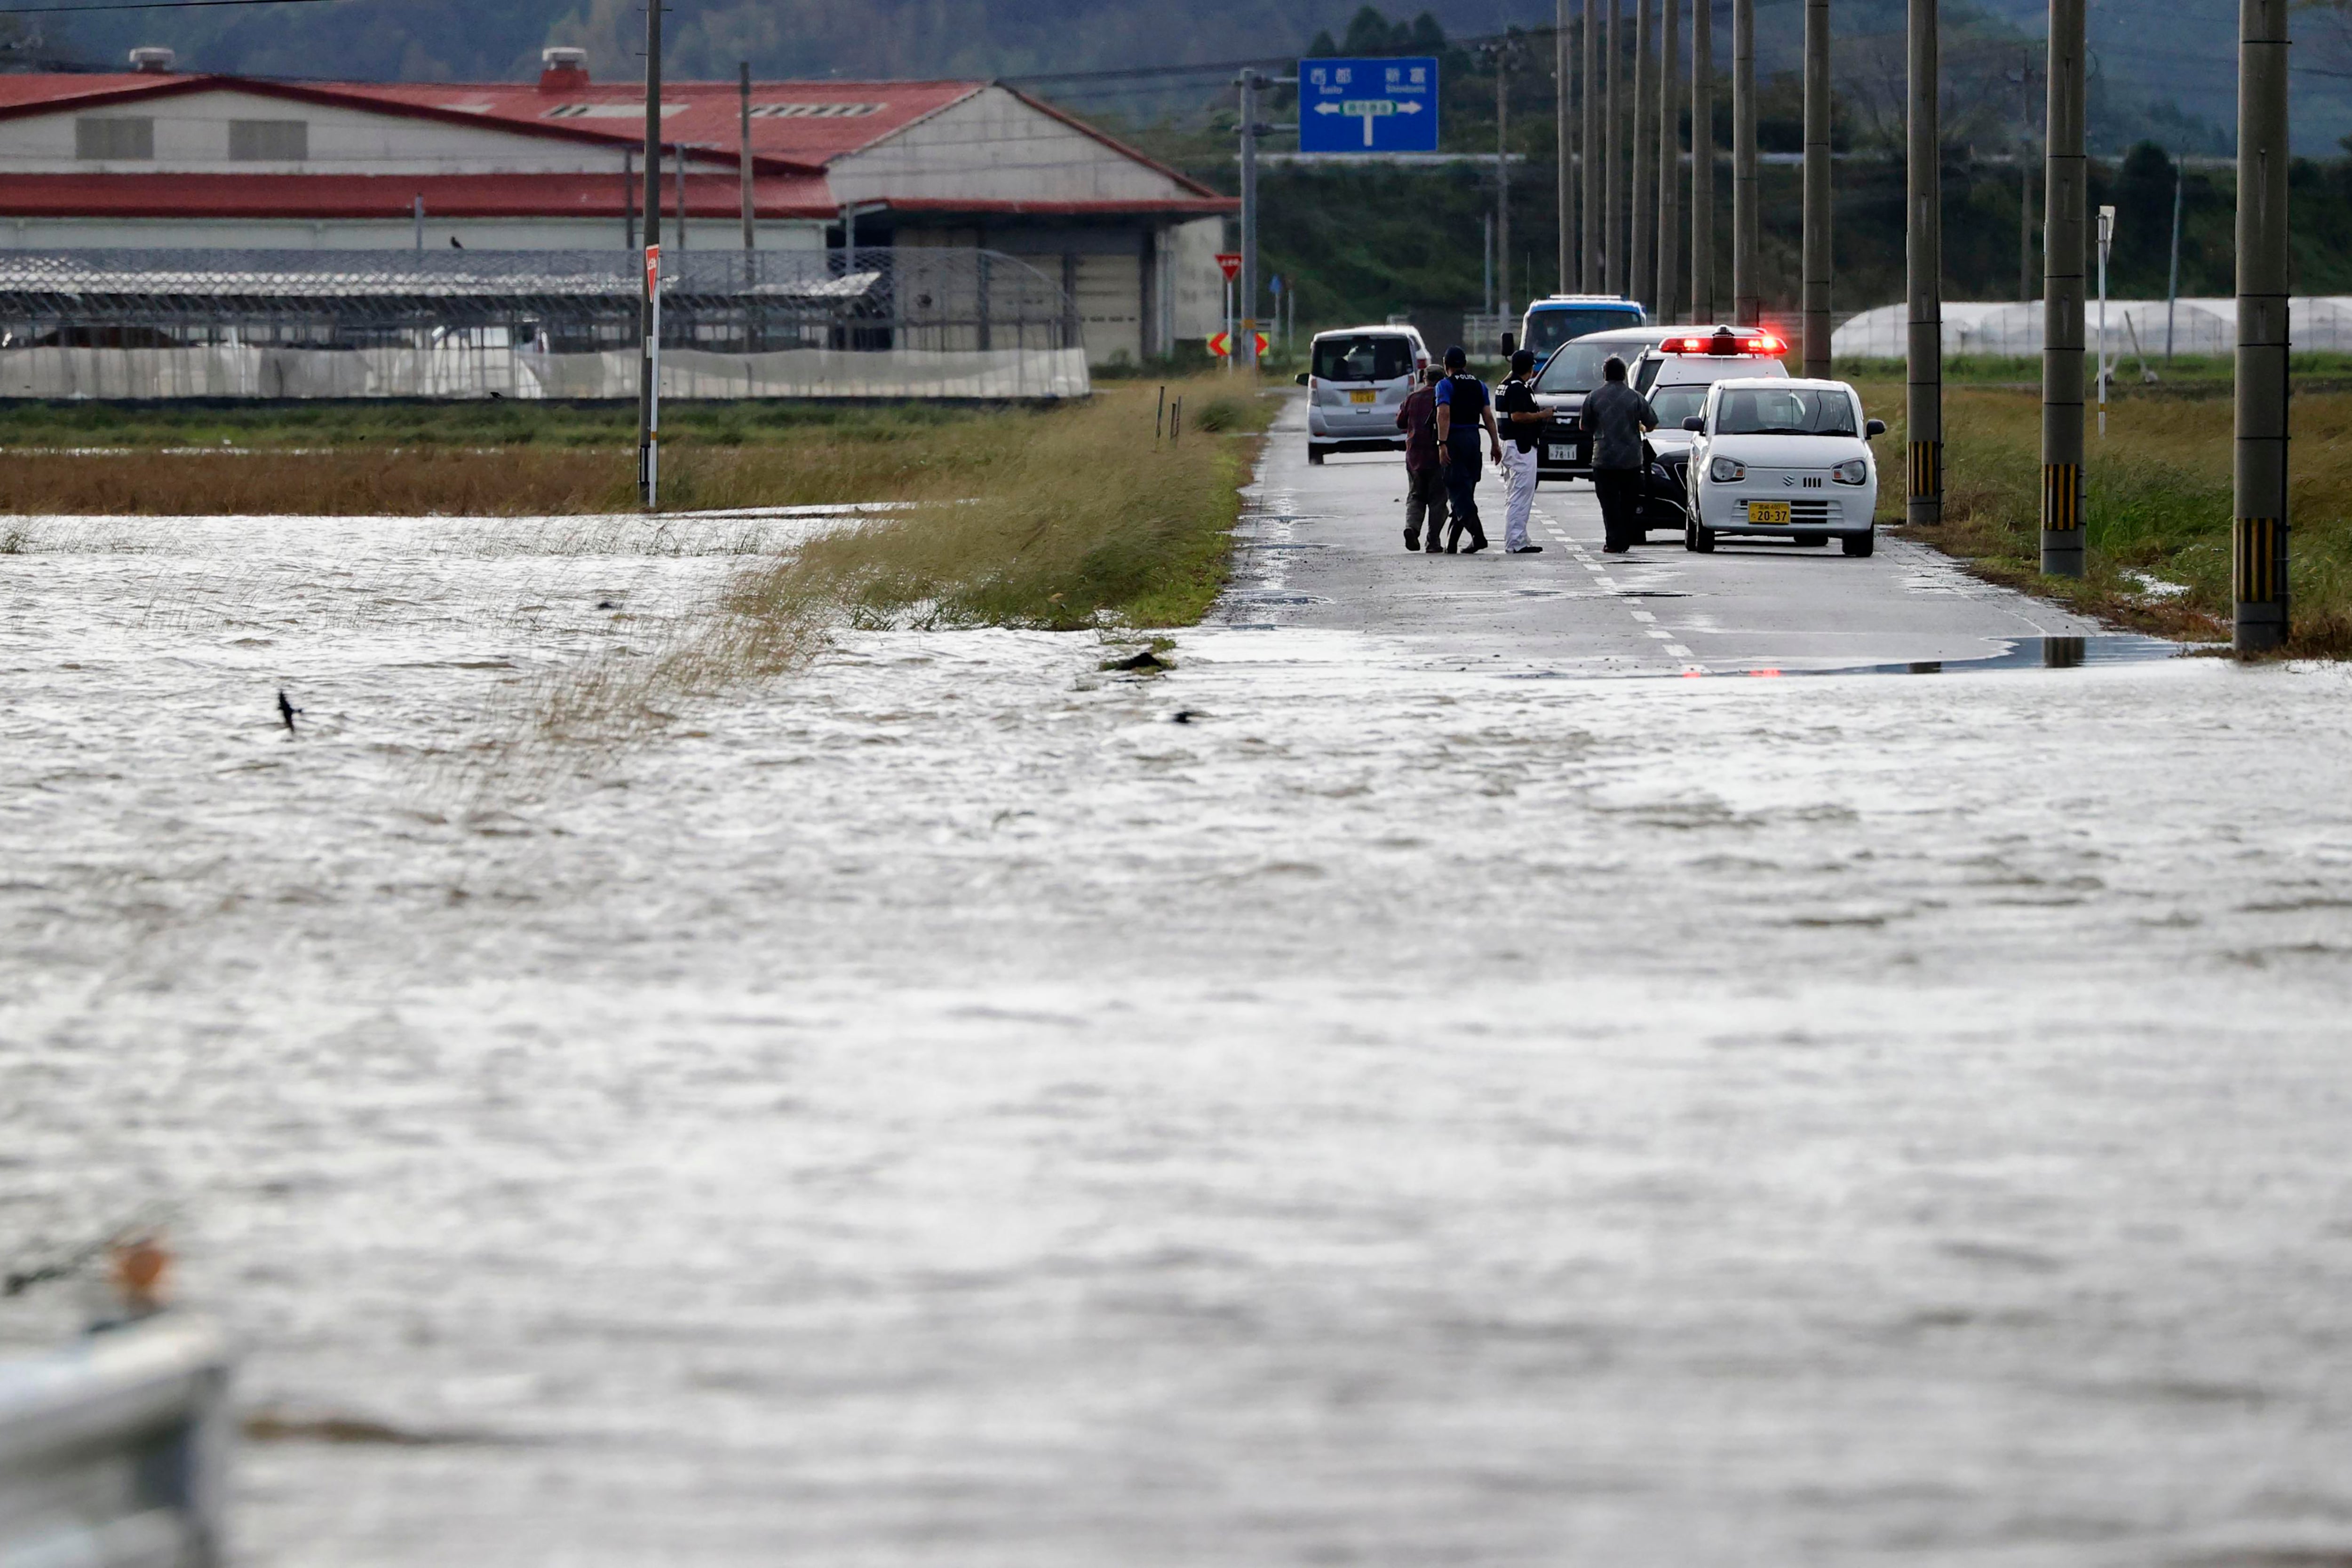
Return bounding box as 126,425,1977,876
1534,504,1709,675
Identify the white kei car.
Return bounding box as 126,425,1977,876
1681,378,1888,556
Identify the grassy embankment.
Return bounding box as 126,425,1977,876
1836,360,2352,655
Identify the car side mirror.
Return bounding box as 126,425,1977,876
1295,372,1310,387
1866,418,1887,437
1683,416,1705,432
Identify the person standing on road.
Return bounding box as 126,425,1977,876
1396,364,1450,552
1494,348,1546,554
1434,345,1502,554
1580,355,1658,554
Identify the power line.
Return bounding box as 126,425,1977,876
0,0,341,12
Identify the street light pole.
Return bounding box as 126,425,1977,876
1692,0,1715,320
1731,0,1758,326
739,62,754,253
2235,0,2291,651
1494,44,1512,324
1657,0,1681,322
1906,0,1940,524
2041,0,2087,577
1803,0,1832,376
1632,0,1656,310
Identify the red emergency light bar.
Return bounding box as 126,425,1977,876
1667,331,1786,356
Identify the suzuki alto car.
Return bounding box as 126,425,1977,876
1301,325,1429,464
1682,378,1888,555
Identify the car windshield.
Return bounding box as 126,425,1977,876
1535,340,1642,393
1648,385,1710,429
1312,334,1414,383
1713,387,1859,436
1522,307,1643,356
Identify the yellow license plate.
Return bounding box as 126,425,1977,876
1349,390,1377,404
1747,501,1793,525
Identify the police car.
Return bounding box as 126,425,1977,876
1534,324,1789,499
1682,377,1889,555
1300,324,1431,464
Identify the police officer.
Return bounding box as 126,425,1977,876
1494,347,1546,553
1580,355,1658,553
1433,345,1502,554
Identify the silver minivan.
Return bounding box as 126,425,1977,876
1300,325,1430,464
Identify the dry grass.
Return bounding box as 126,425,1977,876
1855,378,2352,657
447,379,1268,801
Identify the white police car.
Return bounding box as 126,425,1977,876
1681,378,1888,556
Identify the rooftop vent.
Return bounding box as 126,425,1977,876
127,46,176,74
539,46,589,92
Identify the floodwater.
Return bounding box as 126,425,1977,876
6,505,2352,1566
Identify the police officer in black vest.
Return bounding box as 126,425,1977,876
1433,345,1502,554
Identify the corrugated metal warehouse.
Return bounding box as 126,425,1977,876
0,48,1235,366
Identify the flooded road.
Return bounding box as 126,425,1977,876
6,453,2352,1564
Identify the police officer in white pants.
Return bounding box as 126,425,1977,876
1494,348,1545,554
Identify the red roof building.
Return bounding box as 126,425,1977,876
0,49,1236,363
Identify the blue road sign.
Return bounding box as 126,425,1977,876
1298,57,1439,154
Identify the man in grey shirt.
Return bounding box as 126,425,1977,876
1579,355,1658,553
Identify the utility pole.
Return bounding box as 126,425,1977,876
1731,0,1758,325
1906,0,1940,524
1657,0,1681,322
1803,0,1832,375
739,62,755,253
2019,157,2034,301
1558,0,1574,292
2165,160,2184,360
1583,0,1602,290
1692,0,1715,320
1606,0,1623,294
1237,69,1265,372
638,0,662,510
2236,0,2291,651
2041,0,2086,577
1489,43,1513,325
1631,0,1656,309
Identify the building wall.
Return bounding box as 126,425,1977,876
1167,216,1225,341
0,88,646,175
0,215,826,251
830,86,1200,206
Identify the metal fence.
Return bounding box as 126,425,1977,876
0,248,1089,400
0,1314,233,1568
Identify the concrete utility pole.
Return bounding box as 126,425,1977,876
1606,0,1623,293
1803,0,1832,375
2041,0,2086,577
1559,0,1575,291
2019,158,2034,301
1732,0,1758,325
1692,0,1715,320
1238,69,1264,372
739,63,755,253
2236,0,2291,650
1583,0,1602,290
1493,44,1512,324
2165,161,2183,359
1906,0,1940,523
1631,0,1656,309
1657,0,1680,321
638,0,662,509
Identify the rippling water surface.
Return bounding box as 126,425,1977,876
5,509,2352,1566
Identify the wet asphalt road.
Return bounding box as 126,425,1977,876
1242,395,2106,674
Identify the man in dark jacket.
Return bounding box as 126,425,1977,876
1434,345,1502,554
1579,355,1658,553
1396,364,1449,552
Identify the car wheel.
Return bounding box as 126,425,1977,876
1308,446,1326,466
1687,520,1716,554
1841,530,1875,557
